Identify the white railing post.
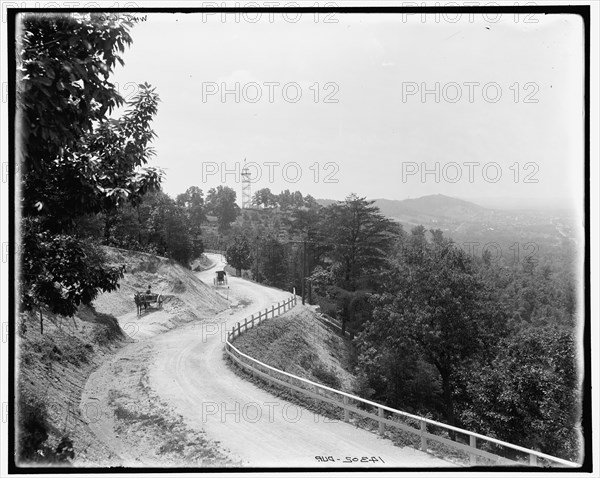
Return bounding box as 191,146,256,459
343,396,350,423
271,304,275,317
530,454,538,466
420,420,427,452
378,408,385,436
470,435,477,465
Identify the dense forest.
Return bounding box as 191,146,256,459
16,13,582,465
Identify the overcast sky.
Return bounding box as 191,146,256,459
109,11,584,210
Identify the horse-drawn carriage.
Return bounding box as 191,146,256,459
134,291,164,315
213,270,227,287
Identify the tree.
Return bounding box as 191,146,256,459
19,13,132,175
292,190,304,208
252,187,276,209
206,186,239,232
323,194,400,289
19,14,162,231
354,321,442,414
257,235,288,287
18,13,162,322
176,186,206,232
456,326,581,461
276,189,293,210
140,190,195,264
20,220,124,319
226,236,253,276
303,194,320,209
176,186,206,256
364,230,509,430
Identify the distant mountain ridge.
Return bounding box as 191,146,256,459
315,194,577,256
317,194,488,222
373,194,486,221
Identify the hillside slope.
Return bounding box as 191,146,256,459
93,248,228,340
17,305,129,465
17,248,229,466
232,305,355,392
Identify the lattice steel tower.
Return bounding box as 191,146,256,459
241,159,252,209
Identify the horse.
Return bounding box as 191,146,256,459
134,292,148,315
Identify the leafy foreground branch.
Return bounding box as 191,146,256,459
18,12,162,326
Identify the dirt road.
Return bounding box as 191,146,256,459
81,253,452,467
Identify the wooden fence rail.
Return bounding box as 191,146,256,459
313,312,353,338
228,295,298,342
224,298,579,469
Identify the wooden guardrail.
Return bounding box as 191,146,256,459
224,300,580,468
313,312,353,339
228,295,297,341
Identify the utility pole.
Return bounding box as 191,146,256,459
255,236,260,283
301,238,307,305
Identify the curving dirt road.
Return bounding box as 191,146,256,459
81,253,451,467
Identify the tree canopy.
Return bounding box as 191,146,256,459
226,235,253,276
18,13,162,318
321,194,400,289
206,185,239,232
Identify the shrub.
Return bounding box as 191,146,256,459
311,363,342,389
17,389,49,463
